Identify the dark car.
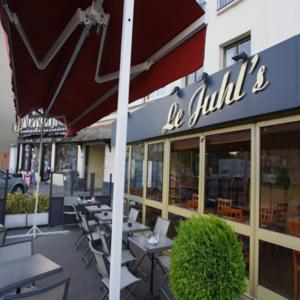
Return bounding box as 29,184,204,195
0,171,28,196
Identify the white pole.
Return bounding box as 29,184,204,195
109,0,134,299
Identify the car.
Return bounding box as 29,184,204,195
0,171,28,196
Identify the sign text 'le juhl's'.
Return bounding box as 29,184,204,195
162,54,269,133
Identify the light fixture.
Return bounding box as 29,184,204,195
170,86,185,99
232,51,249,62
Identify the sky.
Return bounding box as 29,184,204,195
0,24,17,152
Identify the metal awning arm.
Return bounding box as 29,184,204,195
1,0,109,70
96,15,207,84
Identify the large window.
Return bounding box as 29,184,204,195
146,143,164,202
145,206,161,231
260,122,300,235
129,143,144,197
205,130,251,224
169,138,199,210
124,147,129,193
223,37,251,68
55,144,77,172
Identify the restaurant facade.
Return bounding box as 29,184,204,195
113,34,300,300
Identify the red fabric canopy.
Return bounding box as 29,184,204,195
0,0,206,134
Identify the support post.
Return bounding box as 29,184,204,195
109,0,135,299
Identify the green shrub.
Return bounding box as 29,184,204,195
6,192,49,214
170,215,246,300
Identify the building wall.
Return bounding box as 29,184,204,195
87,145,105,189
104,144,114,183
0,25,17,155
203,0,300,74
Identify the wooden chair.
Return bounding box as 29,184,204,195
217,198,232,217
260,207,274,228
276,202,288,231
187,193,198,210
287,219,300,300
228,208,244,223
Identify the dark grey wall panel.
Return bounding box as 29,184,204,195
112,34,300,145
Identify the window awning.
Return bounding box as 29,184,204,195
0,0,206,134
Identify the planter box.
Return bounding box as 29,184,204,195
5,214,27,229
27,212,49,226
5,213,49,229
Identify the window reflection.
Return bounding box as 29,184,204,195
204,130,251,224
238,234,250,277
146,143,164,202
130,143,144,197
260,122,300,234
259,241,295,299
168,213,186,239
145,206,161,231
125,147,129,193
169,138,199,210
129,200,143,223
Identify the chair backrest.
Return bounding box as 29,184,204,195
79,213,92,236
128,208,139,222
73,204,83,227
0,227,6,245
217,198,232,216
3,278,70,300
64,196,79,207
89,241,109,278
154,217,170,237
288,219,300,237
0,240,33,265
97,228,110,255
260,207,273,225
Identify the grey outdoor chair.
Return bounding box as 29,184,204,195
89,241,141,300
2,278,70,300
97,229,136,265
80,213,101,267
62,196,78,226
158,255,174,300
128,208,139,223
132,217,170,275
0,226,7,246
154,217,170,238
0,240,33,265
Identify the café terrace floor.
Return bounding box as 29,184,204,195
7,225,171,300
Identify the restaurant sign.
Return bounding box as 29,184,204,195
162,54,269,133
112,34,300,145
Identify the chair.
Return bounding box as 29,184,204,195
89,241,141,300
187,194,198,210
73,204,97,250
158,255,174,300
3,278,70,300
217,198,232,217
0,226,7,246
80,213,101,267
275,202,288,231
287,219,300,300
62,196,78,226
154,217,170,238
0,240,32,265
97,229,136,265
133,217,170,274
260,207,274,228
228,208,244,223
128,208,139,223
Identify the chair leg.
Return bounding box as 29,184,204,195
131,253,146,272
124,283,137,300
160,274,173,300
85,253,94,268
102,288,109,300
76,235,86,250
81,246,90,261
74,231,84,246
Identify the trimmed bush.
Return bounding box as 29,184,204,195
170,215,246,300
6,192,49,214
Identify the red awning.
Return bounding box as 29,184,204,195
0,0,206,134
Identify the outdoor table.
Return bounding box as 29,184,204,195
0,253,62,296
76,198,102,207
108,221,149,235
84,204,112,216
94,212,129,224
128,234,173,299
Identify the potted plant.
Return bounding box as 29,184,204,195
5,192,49,228
170,215,246,300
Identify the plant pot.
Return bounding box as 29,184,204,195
5,214,27,229
27,212,49,226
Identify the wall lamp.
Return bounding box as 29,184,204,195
170,86,185,99
232,51,249,62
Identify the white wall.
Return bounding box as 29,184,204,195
204,0,300,74
104,144,115,183
0,25,17,152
